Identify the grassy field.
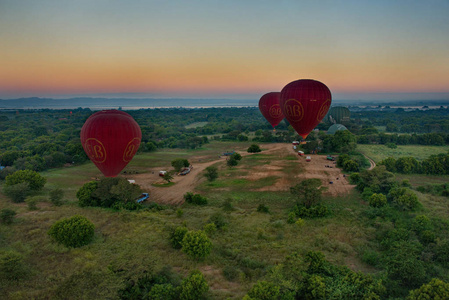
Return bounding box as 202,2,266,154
357,144,449,162
0,141,447,298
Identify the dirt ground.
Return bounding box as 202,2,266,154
126,143,355,205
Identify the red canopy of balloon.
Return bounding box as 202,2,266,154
278,79,332,139
80,110,142,177
258,92,284,129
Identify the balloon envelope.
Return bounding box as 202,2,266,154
280,79,332,139
258,92,284,128
80,110,142,177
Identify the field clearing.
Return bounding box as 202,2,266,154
357,144,449,162
1,142,373,299
184,121,208,129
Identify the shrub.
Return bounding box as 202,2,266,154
287,211,296,224
227,157,238,167
222,265,239,281
25,195,43,210
304,275,326,300
0,250,27,280
3,182,30,203
0,208,16,224
231,152,242,161
435,239,449,266
295,218,305,227
170,227,188,249
413,215,432,233
257,204,270,213
192,194,207,205
208,212,227,229
343,159,359,172
222,198,235,212
5,169,46,191
361,187,374,201
247,144,261,153
203,223,217,236
294,204,329,218
184,192,207,205
49,188,64,206
181,230,212,260
369,193,387,208
48,215,95,248
176,208,184,218
179,270,209,300
390,188,420,210
247,280,280,300
349,172,361,184
171,158,190,172
148,283,176,300
408,278,449,299
76,181,99,207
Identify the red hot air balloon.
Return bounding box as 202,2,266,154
80,110,142,177
258,92,284,129
280,79,332,139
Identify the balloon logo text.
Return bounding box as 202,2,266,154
284,99,304,122
84,138,107,163
317,99,331,121
123,138,141,162
269,104,283,119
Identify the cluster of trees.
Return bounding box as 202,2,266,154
243,251,385,299
357,132,449,146
354,107,449,134
118,267,209,300
76,177,143,210
379,152,449,175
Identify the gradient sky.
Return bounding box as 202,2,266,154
1,0,448,100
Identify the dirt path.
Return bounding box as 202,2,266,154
127,143,354,205
363,154,376,170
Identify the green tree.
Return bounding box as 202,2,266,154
343,159,359,172
408,278,449,299
304,275,326,300
227,157,238,167
49,188,64,206
247,280,281,300
171,158,190,172
170,226,188,249
5,169,46,191
3,182,30,203
181,230,212,260
48,215,95,248
163,172,174,183
290,178,325,208
0,250,27,280
204,166,218,182
179,270,209,300
76,181,99,207
247,144,262,153
231,152,242,161
148,283,176,300
110,178,142,204
369,193,387,208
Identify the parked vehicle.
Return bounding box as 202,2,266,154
306,156,311,162
179,168,191,175
298,151,304,156
136,193,149,203
327,155,335,161
222,151,235,156
159,171,167,177
292,141,300,145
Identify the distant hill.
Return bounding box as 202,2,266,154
1,97,448,110
0,97,260,109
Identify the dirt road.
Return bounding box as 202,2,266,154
127,143,354,205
